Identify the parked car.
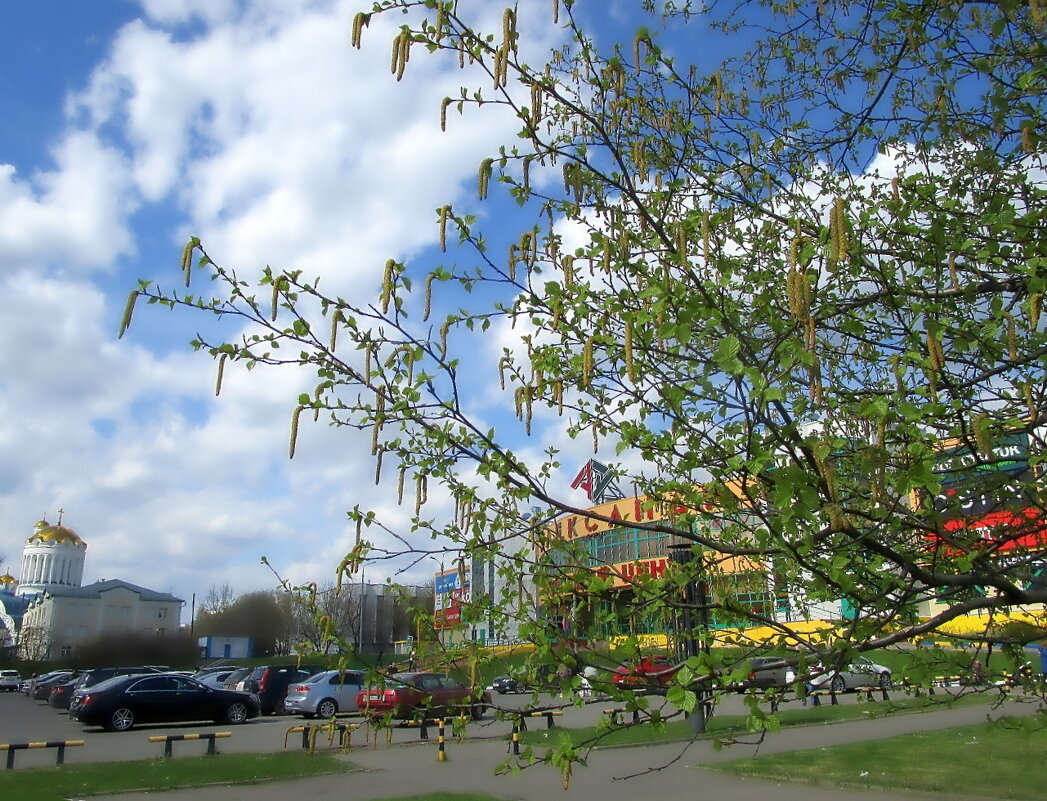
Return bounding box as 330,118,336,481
33,671,75,700
48,676,82,709
192,669,237,690
222,667,254,691
52,666,166,710
611,655,678,688
357,672,491,720
23,670,67,697
732,656,792,691
284,669,365,718
490,675,528,694
241,664,323,715
69,673,259,731
0,670,20,691
808,657,893,692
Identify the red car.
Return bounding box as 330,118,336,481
612,655,679,688
356,672,490,720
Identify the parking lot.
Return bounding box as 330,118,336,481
0,686,743,768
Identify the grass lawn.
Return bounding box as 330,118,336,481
709,720,1047,800
0,751,353,801
517,691,988,748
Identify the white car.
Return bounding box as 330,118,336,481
809,657,892,692
0,670,20,692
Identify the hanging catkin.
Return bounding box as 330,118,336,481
624,319,636,383
215,353,227,396
329,308,341,352
289,405,304,459
350,12,368,48
423,274,435,321
478,158,494,200
381,260,395,314
118,290,139,339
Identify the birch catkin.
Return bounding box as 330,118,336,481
478,158,494,200
624,319,636,383
118,290,139,339
181,240,196,287
329,308,341,353
440,97,451,132
423,274,435,321
381,259,395,314
215,352,227,396
289,405,304,459
351,12,368,48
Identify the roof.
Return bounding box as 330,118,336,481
27,519,86,548
40,578,182,603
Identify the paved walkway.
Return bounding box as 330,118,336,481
97,699,1039,801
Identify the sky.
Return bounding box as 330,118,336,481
0,0,626,622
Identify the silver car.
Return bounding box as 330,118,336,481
809,657,892,692
283,669,364,718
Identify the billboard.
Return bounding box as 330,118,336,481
434,568,469,629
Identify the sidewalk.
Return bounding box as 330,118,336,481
96,700,1038,801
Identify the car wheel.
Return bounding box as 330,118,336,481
107,707,135,732
225,702,249,724
471,703,484,721
830,675,846,693
878,672,891,689
316,699,338,719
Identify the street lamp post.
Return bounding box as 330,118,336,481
667,543,711,734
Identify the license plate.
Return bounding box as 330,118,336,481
368,694,383,701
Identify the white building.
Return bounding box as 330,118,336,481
10,518,183,660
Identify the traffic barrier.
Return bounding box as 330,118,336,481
807,688,839,706
147,732,230,758
437,718,446,762
602,707,640,725
284,722,362,754
1,739,84,769
514,710,564,732
854,685,890,702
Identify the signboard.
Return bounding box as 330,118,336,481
931,432,1045,552
434,568,469,629
571,460,623,503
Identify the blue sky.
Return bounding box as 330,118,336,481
0,0,618,622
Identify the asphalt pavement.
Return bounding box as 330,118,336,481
91,696,1042,801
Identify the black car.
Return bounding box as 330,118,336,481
491,675,528,694
69,673,259,731
32,671,75,700
52,666,163,710
241,664,323,715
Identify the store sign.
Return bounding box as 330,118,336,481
553,495,658,541
595,557,668,587
930,432,1045,551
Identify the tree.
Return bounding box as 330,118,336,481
274,582,358,655
128,0,1047,773
194,591,290,656
200,583,235,616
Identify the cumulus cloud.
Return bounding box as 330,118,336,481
0,0,573,610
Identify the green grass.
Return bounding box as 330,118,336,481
709,720,1047,800
517,691,989,749
0,750,353,801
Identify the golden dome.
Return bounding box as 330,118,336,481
0,572,16,587
27,519,86,548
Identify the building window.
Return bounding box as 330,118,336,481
157,608,168,619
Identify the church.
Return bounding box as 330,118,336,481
1,517,183,660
